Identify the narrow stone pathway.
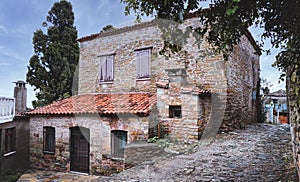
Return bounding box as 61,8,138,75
18,124,298,181
103,124,298,181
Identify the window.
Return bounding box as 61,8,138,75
0,129,2,152
136,48,151,79
111,130,127,158
5,127,16,154
98,55,114,82
43,127,55,154
169,105,182,118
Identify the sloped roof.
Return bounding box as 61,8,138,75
26,93,156,116
268,89,286,97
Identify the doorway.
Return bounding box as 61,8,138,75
70,126,90,173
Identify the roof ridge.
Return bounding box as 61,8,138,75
77,20,155,42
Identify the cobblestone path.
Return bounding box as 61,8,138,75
102,124,298,181
18,124,298,182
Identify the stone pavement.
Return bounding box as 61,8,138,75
17,170,100,182
18,124,298,181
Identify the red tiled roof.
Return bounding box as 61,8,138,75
26,93,156,116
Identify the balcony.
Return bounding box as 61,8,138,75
0,97,15,124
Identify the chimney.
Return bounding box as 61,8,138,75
13,80,27,113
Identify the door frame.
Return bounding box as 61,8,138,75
70,126,90,174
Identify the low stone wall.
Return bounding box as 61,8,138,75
92,154,125,176
124,141,167,165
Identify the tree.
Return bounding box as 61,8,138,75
27,0,79,108
121,0,299,64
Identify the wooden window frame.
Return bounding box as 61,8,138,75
111,130,127,158
43,126,55,154
4,127,16,154
98,55,114,82
136,48,151,79
169,105,182,118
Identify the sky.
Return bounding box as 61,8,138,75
0,0,285,108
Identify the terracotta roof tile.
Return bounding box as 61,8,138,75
26,93,156,116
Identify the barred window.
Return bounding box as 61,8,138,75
43,127,55,154
5,127,16,154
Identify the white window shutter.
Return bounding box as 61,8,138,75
98,58,102,82
136,52,141,78
107,55,114,81
98,57,106,81
136,49,151,78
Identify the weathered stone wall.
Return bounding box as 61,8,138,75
124,141,167,165
287,66,300,177
0,117,29,175
78,18,227,95
221,35,260,131
78,16,259,139
79,23,165,94
93,154,125,176
29,114,151,174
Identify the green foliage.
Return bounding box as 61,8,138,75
147,136,159,143
27,0,79,108
100,25,115,32
121,0,300,67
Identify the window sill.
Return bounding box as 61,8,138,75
136,78,151,82
99,81,114,84
110,156,125,162
3,151,16,157
43,151,55,155
102,154,124,161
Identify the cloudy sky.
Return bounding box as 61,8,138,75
0,0,285,108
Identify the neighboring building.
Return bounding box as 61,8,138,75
0,81,29,175
264,89,288,124
26,15,260,175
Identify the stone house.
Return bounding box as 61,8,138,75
264,89,288,124
26,15,260,175
0,81,29,175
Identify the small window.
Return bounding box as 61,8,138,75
43,127,55,154
5,127,16,154
111,130,127,158
136,49,151,79
0,129,2,152
98,55,114,82
169,106,182,118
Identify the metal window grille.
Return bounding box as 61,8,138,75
43,127,55,154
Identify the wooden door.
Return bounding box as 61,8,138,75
70,127,90,173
